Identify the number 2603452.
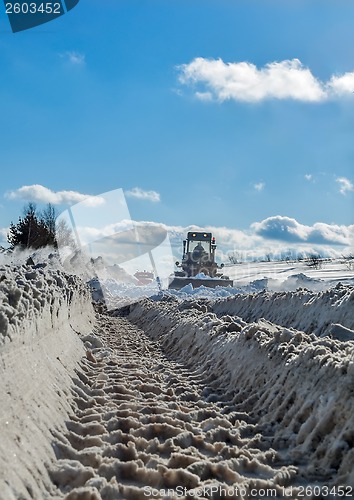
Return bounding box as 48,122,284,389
5,3,62,14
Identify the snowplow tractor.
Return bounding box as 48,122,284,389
169,231,233,289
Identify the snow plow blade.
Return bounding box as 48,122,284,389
168,277,233,290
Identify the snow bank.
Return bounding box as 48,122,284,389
249,273,328,292
166,270,353,302
0,264,94,499
128,298,354,487
89,276,162,309
211,283,354,338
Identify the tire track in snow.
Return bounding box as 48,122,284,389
49,313,298,499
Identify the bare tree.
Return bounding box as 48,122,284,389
306,254,323,269
228,252,242,264
40,203,57,247
55,218,76,249
342,254,354,271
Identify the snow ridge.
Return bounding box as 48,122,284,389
0,265,94,499
128,297,354,488
211,283,354,337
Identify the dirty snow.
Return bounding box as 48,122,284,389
127,297,354,491
0,256,354,498
0,263,94,499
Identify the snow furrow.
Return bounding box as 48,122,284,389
49,314,300,499
125,298,354,492
1,263,354,499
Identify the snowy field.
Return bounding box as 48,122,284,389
168,258,354,300
0,254,354,498
227,259,354,290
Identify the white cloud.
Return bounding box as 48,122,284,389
145,218,353,253
251,215,351,246
125,187,160,203
178,57,354,103
153,218,354,262
178,58,326,102
195,91,213,102
328,72,354,96
254,182,265,192
336,177,354,195
305,174,313,181
67,217,353,266
61,51,85,66
73,219,134,245
6,184,105,207
74,220,258,256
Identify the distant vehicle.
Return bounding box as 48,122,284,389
134,270,154,286
169,232,233,289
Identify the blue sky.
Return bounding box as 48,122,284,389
0,0,353,256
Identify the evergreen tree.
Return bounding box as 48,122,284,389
7,203,55,250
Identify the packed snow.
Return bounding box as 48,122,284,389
127,296,354,490
0,262,94,499
0,253,354,498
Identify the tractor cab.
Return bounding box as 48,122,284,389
175,232,220,278
169,231,232,288
184,232,214,267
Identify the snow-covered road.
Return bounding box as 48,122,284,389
49,313,298,499
1,263,354,499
